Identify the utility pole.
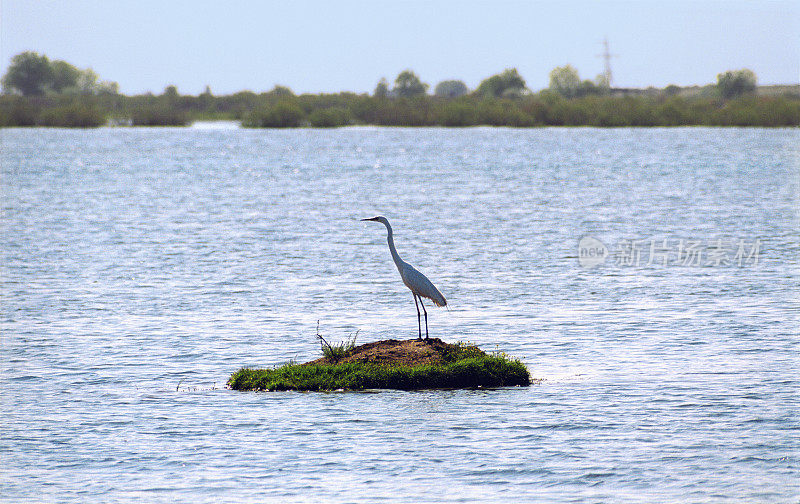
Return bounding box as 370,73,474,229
596,37,617,88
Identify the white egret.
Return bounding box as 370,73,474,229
361,216,447,340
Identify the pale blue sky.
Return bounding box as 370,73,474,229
2,0,797,95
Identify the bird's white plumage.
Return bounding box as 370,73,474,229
362,216,447,307
400,263,447,307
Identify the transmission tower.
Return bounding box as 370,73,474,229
596,37,617,87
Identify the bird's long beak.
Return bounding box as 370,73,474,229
361,217,379,222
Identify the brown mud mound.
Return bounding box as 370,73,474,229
305,338,481,367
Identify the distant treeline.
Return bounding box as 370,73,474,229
3,89,798,128
1,52,798,128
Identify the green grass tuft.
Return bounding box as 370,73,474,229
315,323,358,362
227,352,531,392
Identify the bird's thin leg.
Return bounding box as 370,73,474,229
419,297,429,340
413,294,422,340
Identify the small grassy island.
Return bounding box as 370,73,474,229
228,338,532,392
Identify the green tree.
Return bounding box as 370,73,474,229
78,69,100,94
96,80,119,95
50,60,81,93
717,69,757,99
374,78,389,98
393,70,428,97
308,107,351,127
435,101,477,125
1,51,53,96
243,100,305,128
267,85,294,98
476,68,526,98
38,103,106,127
434,80,468,98
578,79,601,97
594,73,610,91
549,65,581,98
199,85,213,109
163,85,179,98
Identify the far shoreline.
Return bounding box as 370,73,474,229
2,85,798,129
3,122,798,130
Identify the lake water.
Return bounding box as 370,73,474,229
1,126,798,502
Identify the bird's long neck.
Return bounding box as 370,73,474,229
383,222,404,273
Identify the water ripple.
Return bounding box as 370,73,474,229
1,127,799,503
